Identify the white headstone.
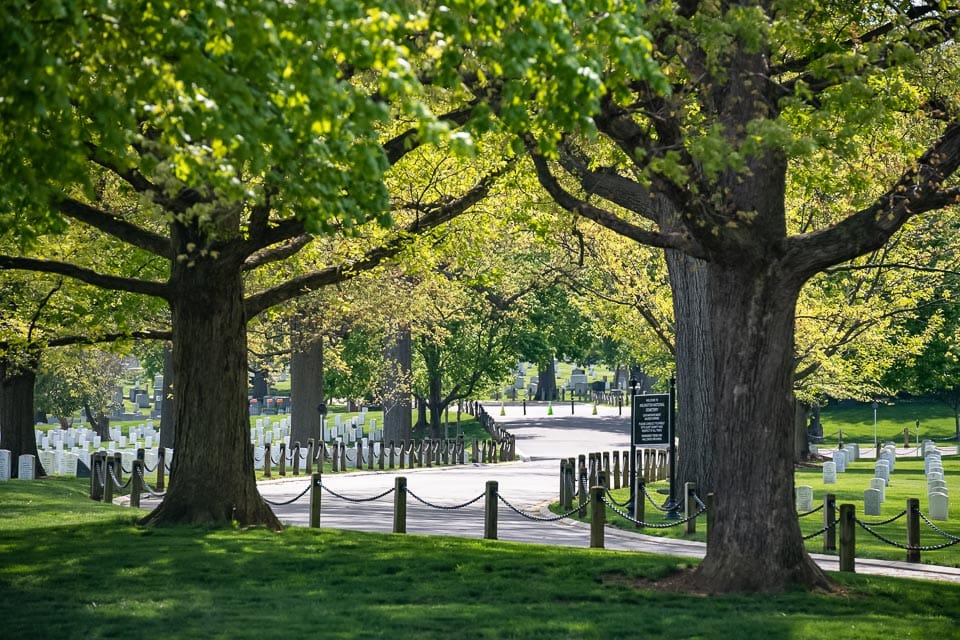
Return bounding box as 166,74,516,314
62,453,79,476
833,450,847,473
17,454,35,480
874,461,890,485
38,450,56,475
823,461,837,484
869,477,886,502
863,488,882,516
0,449,11,481
796,485,814,512
929,492,949,521
928,471,944,483
928,479,948,494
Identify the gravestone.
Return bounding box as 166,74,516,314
39,450,56,475
833,450,847,473
880,451,895,472
928,471,944,483
75,458,90,479
869,477,886,502
796,485,814,512
874,460,890,485
863,488,882,516
929,492,949,521
18,454,35,480
62,453,79,476
822,461,837,484
0,449,11,481
928,479,948,494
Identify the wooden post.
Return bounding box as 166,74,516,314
113,452,123,486
598,469,608,489
590,486,605,549
906,497,921,563
393,476,407,534
103,457,114,504
559,460,568,508
684,482,697,535
156,448,166,491
340,441,347,471
472,439,478,463
612,451,621,490
824,493,836,552
309,473,322,528
292,442,301,476
621,450,629,488
839,503,856,572
602,451,610,485
378,441,384,470
264,443,272,478
634,479,645,529
578,468,588,518
131,459,143,509
563,464,574,511
368,440,375,470
426,439,433,467
484,480,498,540
355,440,362,470
305,440,314,475
389,440,396,470
278,442,287,476
458,436,465,465
90,452,103,501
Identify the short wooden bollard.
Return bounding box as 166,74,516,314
90,452,103,501
292,442,301,476
103,457,114,504
131,460,143,508
612,452,621,490
602,452,611,484
278,442,287,476
309,473,322,528
559,460,568,507
839,503,856,572
634,480,645,529
339,442,347,471
824,493,836,552
906,497,920,563
684,482,697,535
563,464,575,511
621,450,629,488
590,486,605,548
378,442,384,470
389,441,396,469
578,469,588,518
156,448,166,491
393,477,407,534
368,441,375,470
264,443,273,478
305,440,314,475
113,452,123,486
484,480,498,540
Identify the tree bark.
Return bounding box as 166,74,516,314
289,319,324,447
536,356,557,401
382,327,412,443
140,247,279,529
666,249,715,493
692,262,830,592
794,400,810,462
0,353,45,478
159,344,175,450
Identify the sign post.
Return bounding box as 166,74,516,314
630,379,679,519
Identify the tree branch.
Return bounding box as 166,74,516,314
47,328,173,348
243,234,314,271
0,256,169,300
55,198,170,257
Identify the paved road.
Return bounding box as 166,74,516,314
222,402,960,583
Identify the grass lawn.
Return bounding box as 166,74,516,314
3,478,960,639
818,397,958,445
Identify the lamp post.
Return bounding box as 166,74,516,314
316,401,327,442
872,401,878,447
628,378,638,516
663,375,680,520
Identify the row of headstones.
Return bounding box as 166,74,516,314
36,423,160,451
0,447,171,481
925,442,948,520
821,443,861,482
250,420,383,448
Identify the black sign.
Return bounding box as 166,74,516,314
632,393,670,445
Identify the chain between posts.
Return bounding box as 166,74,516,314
406,489,485,510
604,489,631,508
855,517,960,552
320,483,396,503
642,485,671,512
135,468,166,498
497,493,590,522
262,482,314,506
605,497,706,528
109,465,133,491
803,524,831,540
918,511,960,542
797,504,824,518
857,510,907,527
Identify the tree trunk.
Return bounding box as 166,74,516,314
159,344,175,450
692,262,830,592
794,400,810,462
536,356,557,401
413,395,428,435
0,354,45,478
382,327,412,443
666,249,715,493
140,249,279,528
289,321,324,447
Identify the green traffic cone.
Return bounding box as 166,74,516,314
547,401,553,415
500,401,506,416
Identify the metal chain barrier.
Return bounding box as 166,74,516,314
605,498,706,529
135,467,167,498
142,459,157,473
857,510,907,527
109,465,133,491
917,511,960,542
692,493,706,510
802,524,831,540
854,518,960,552
604,489,631,508
320,483,395,503
94,462,106,489
121,462,133,475
497,493,590,522
262,482,314,506
797,504,824,518
642,485,671,512
407,488,485,510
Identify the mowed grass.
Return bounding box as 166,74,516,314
3,479,960,639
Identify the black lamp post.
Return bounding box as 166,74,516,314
316,401,328,441
663,375,680,520
628,378,638,515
